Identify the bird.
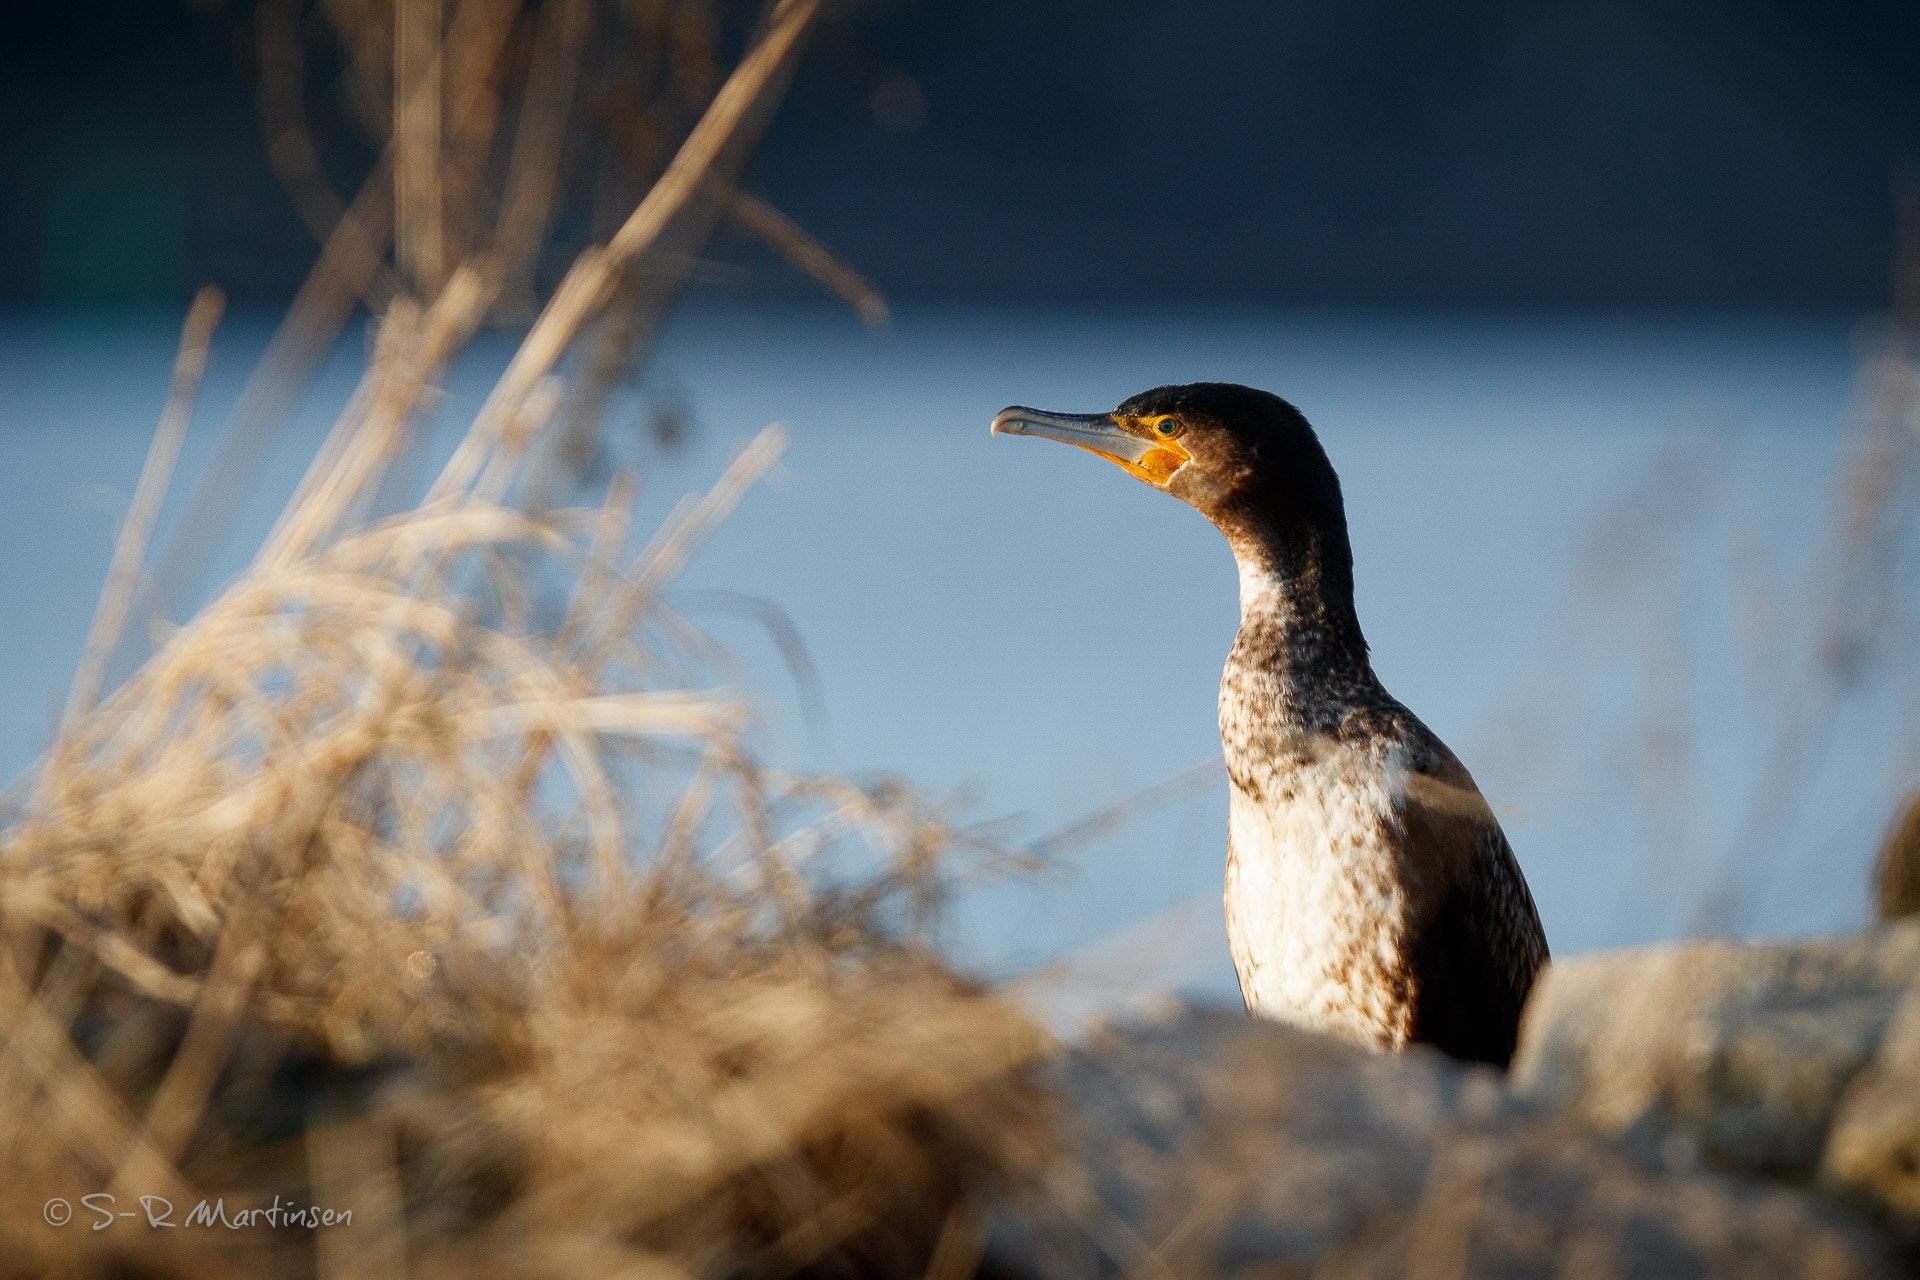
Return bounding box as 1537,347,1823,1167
991,382,1548,1067
1875,791,1920,921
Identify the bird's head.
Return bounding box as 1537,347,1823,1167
991,382,1344,536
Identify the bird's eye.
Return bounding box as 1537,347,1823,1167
1155,418,1179,436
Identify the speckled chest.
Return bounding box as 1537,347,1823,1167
1217,620,1427,1048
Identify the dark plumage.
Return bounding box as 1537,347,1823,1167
1875,791,1920,921
992,382,1548,1066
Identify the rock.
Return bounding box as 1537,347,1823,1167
1820,982,1920,1236
1512,920,1920,1239
996,1007,1900,1278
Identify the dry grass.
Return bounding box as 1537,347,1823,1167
0,4,1055,1276
151,0,885,625
1683,322,1920,933
1484,315,1920,943
1,378,1053,1273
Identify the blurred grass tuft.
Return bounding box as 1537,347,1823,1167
0,4,1053,1276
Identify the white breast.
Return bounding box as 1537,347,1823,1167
1223,759,1418,1048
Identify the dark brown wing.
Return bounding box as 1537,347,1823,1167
1391,756,1550,1068
1407,822,1548,1067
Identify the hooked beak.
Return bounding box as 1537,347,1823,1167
991,405,1190,485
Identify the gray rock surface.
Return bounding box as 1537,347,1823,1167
1825,982,1920,1232
1002,1007,1900,1279
1512,919,1920,1240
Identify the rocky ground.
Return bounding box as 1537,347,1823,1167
988,919,1920,1278
1514,918,1920,1247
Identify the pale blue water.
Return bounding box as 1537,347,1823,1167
0,305,1902,1014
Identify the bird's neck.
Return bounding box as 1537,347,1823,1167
1224,513,1371,690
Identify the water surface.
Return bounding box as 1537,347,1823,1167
0,305,1895,1013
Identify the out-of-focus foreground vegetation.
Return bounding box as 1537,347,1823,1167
1,4,1054,1275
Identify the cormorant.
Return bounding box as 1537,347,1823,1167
992,382,1549,1067
1875,791,1920,921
